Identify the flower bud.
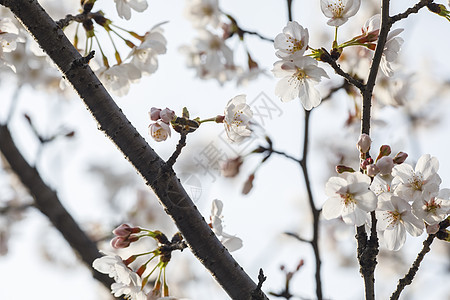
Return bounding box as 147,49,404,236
149,107,161,121
112,223,141,237
393,151,408,164
357,134,371,153
376,156,394,176
111,236,131,249
336,165,355,174
366,164,380,177
361,157,374,170
377,145,391,160
160,108,175,123
221,157,243,177
242,174,255,195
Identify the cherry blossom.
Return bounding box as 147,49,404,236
0,17,24,71
361,14,404,77
149,120,171,142
210,199,243,251
392,154,441,203
129,24,167,75
114,0,148,20
272,56,329,110
320,0,361,27
184,0,221,28
323,172,377,226
412,188,450,225
376,196,424,251
274,21,309,58
96,63,141,97
223,95,253,143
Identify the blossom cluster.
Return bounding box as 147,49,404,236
271,21,329,110
180,0,264,85
323,135,450,251
96,23,167,96
93,224,187,299
209,199,243,251
148,107,175,142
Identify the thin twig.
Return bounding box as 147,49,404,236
285,232,311,244
390,0,434,24
390,234,436,300
166,131,187,168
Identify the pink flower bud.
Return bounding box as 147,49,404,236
393,151,408,164
113,224,140,237
111,236,131,249
377,145,391,160
366,164,380,177
221,157,243,177
242,174,255,195
336,165,355,174
357,134,371,153
160,108,175,123
149,107,161,121
361,157,374,170
376,156,394,175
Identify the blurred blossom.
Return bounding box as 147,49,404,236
220,157,243,177
114,0,148,20
184,0,221,28
320,0,361,27
210,199,243,251
96,63,141,97
128,23,167,75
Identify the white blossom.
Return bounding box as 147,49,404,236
362,15,404,77
184,0,221,28
129,23,167,75
114,0,148,20
376,196,423,251
412,188,450,225
274,21,309,58
323,172,377,226
223,95,253,143
0,17,24,71
320,0,361,27
96,63,141,97
93,252,146,300
149,120,171,142
392,154,441,203
210,199,243,251
272,55,329,110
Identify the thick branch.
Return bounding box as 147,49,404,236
0,125,114,290
0,0,267,298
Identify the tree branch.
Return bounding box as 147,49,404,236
390,234,436,300
0,124,115,290
0,0,267,298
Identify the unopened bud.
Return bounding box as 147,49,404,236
242,174,255,195
376,145,391,161
357,134,371,153
149,107,161,121
376,156,394,176
111,236,131,249
113,223,141,237
367,164,380,177
160,108,176,123
336,165,355,174
361,157,374,170
393,152,408,164
221,157,243,177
